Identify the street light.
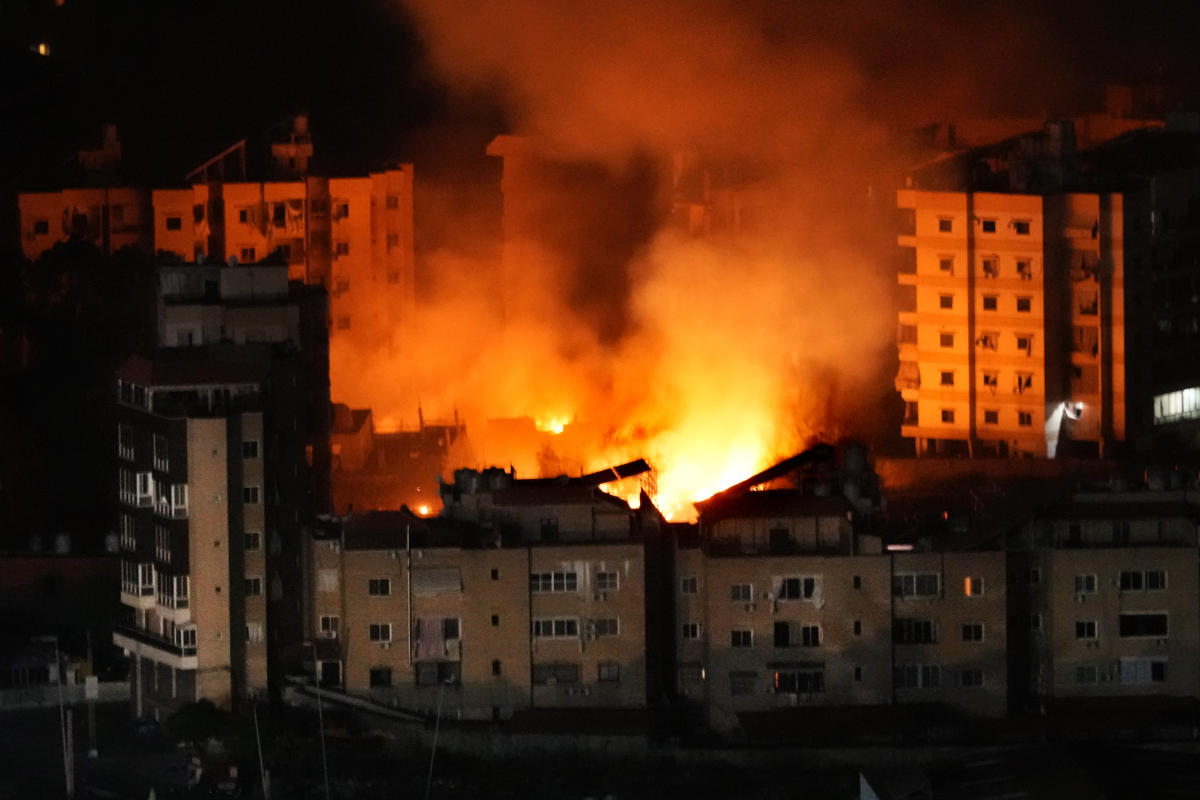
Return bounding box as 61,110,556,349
304,641,331,800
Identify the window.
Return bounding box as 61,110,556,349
962,622,984,642
894,618,937,644
939,332,954,348
981,219,996,233
386,233,400,250
894,573,940,598
940,370,954,386
1018,411,1033,427
854,666,863,682
335,202,350,218
983,410,999,425
853,575,861,589
1119,613,1168,638
1075,665,1098,684
1075,620,1098,640
387,271,401,283
1146,570,1167,590
982,295,998,311
1013,220,1031,235
1028,568,1041,585
681,622,700,640
596,571,619,592
938,294,953,310
1119,570,1144,591
982,257,999,278
369,667,392,688
490,568,499,580
853,620,862,636
176,626,197,651
595,618,619,637
441,618,460,640
532,663,580,685
730,583,752,603
492,660,502,676
731,629,753,648
530,571,578,593
598,661,621,682
491,614,500,627
938,218,952,233
1016,296,1032,312
1112,522,1131,546
242,440,259,459
334,279,350,295
244,531,261,551
368,578,391,597
319,616,339,638
245,623,264,643
166,216,182,231
775,668,825,694
416,661,461,686
1074,574,1096,594
532,618,578,638
729,671,756,695
964,577,984,597
938,257,953,274
894,664,940,689
1016,335,1032,353
120,514,136,550
1026,613,1043,633
777,576,818,601
959,669,984,688
240,247,256,263
169,484,187,518
982,372,999,390
238,208,251,224
386,195,400,210
680,577,698,595
155,526,171,563
1120,659,1167,684
242,486,260,504
118,423,135,460
34,219,50,235
369,623,392,643
941,409,955,423
245,577,262,596
334,241,350,257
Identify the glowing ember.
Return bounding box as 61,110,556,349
417,504,431,516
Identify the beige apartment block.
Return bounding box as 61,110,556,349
1010,494,1200,705
891,550,1008,718
897,189,1124,458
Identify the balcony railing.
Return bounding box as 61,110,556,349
113,623,197,658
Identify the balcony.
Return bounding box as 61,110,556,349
112,624,198,670
120,583,156,611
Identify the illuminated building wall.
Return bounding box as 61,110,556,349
897,189,1125,458
18,186,152,260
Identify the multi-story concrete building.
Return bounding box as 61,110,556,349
17,186,152,260
303,464,661,720
1008,492,1200,710
112,263,329,717
897,116,1200,457
896,182,1125,458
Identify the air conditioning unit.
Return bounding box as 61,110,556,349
744,603,756,612
380,642,391,650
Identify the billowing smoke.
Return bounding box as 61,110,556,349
331,0,1085,515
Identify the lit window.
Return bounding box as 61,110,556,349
964,576,984,597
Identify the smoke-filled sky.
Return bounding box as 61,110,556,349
326,0,1190,513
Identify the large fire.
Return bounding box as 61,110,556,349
325,0,930,519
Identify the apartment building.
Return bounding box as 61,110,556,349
111,339,325,718
890,550,1008,718
304,468,659,720
1008,492,1200,709
896,186,1124,458
898,117,1200,457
